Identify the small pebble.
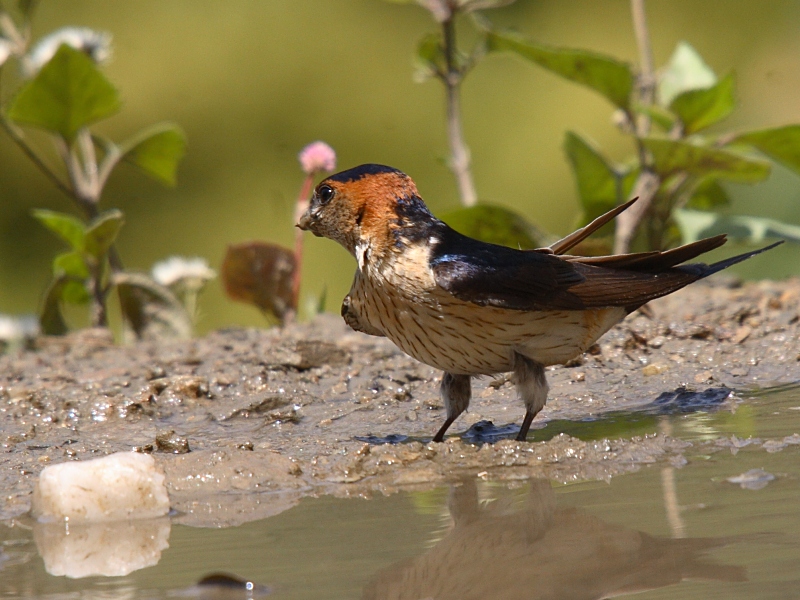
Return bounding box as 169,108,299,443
642,364,667,376
155,430,190,454
694,370,713,383
732,325,753,344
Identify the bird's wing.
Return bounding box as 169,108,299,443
565,263,701,309
431,229,588,311
433,249,706,312
431,226,737,312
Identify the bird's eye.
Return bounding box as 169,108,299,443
317,185,335,205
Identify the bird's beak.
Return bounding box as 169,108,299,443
297,208,323,237
296,211,312,231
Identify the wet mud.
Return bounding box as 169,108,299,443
1,278,799,526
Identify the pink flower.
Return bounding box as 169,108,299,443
298,141,336,175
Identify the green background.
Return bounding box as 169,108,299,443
2,0,799,334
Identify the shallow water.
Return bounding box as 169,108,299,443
2,386,799,599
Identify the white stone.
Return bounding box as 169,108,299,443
31,452,170,522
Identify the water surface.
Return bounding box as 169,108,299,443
2,386,799,599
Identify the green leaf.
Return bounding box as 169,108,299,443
115,271,193,341
50,252,91,304
669,73,735,134
732,125,800,176
485,30,633,109
417,32,443,67
39,278,69,336
658,41,717,106
415,32,445,81
564,131,622,224
634,104,677,132
7,44,120,141
60,280,91,304
686,177,731,210
84,209,124,259
643,138,771,183
53,250,89,279
32,209,86,251
120,123,186,186
621,165,640,198
438,203,553,249
675,209,800,244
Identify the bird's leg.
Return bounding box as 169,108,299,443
433,372,471,442
513,353,548,442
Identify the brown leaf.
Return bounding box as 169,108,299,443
221,241,296,323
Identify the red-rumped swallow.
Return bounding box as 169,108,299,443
297,164,780,442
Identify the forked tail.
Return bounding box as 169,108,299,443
678,240,784,278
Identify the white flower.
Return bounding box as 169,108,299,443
24,27,112,76
152,257,216,287
0,314,39,341
0,38,13,68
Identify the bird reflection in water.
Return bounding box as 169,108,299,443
363,478,745,600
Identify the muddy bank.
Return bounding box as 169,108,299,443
1,278,799,525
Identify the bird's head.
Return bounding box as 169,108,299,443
297,164,435,257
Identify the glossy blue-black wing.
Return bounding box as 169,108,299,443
431,224,779,312
430,228,588,310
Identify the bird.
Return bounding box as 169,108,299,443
297,163,781,443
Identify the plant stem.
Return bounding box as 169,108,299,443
614,0,661,254
442,13,478,207
96,138,122,190
55,131,109,327
290,173,315,322
0,57,78,202
2,115,126,279
52,133,124,272
0,114,76,199
631,0,656,134
77,128,100,200
0,12,25,53
88,262,108,328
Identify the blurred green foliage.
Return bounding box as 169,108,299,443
8,45,121,140
439,204,552,249
486,28,635,110
485,25,800,251
0,16,190,338
1,1,800,335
